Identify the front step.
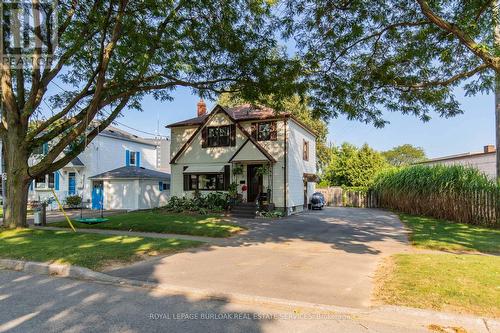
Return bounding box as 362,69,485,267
230,203,258,218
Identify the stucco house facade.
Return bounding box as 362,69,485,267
167,101,317,215
419,145,497,180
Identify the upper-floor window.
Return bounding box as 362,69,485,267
252,121,277,141
207,126,231,147
126,150,141,167
33,142,49,155
129,151,137,165
303,140,309,161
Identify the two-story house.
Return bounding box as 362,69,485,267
24,126,170,211
167,101,317,215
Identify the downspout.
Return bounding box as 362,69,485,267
283,118,287,215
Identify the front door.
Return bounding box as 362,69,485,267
68,172,76,195
247,164,263,202
92,181,104,210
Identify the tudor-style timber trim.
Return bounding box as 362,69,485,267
170,105,276,164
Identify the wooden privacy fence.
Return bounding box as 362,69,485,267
316,187,378,208
317,186,499,227
375,188,500,228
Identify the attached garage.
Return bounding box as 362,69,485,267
89,166,170,211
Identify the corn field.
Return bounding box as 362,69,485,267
372,165,500,227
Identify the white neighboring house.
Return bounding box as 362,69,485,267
419,145,497,180
167,101,317,215
23,126,170,210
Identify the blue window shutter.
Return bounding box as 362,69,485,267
125,150,130,166
42,143,49,154
54,172,60,190
29,180,34,191
137,152,141,167
159,181,163,191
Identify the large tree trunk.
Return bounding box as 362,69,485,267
2,131,31,229
495,1,500,183
496,78,500,182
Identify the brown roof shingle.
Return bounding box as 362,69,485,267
166,104,288,128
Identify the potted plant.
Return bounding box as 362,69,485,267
232,164,243,176
255,165,270,177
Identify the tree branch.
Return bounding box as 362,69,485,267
29,97,129,176
394,64,489,89
416,0,500,71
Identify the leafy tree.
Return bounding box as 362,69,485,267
218,93,331,170
0,0,301,228
324,143,389,187
284,0,500,180
382,144,427,167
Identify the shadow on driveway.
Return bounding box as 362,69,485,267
106,208,410,308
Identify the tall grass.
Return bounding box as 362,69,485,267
372,165,499,227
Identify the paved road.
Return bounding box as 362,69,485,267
0,270,432,333
107,208,410,308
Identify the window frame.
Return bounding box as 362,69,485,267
257,122,272,141
303,140,309,161
185,173,225,191
207,125,231,147
129,151,137,166
35,174,55,189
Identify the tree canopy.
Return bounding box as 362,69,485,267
0,0,301,227
284,0,499,179
382,144,427,167
322,143,389,188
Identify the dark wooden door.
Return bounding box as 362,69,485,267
247,164,262,202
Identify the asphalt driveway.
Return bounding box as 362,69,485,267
107,207,410,308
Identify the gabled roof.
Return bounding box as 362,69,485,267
99,126,157,146
89,166,170,180
166,104,317,138
229,138,270,162
166,104,285,128
169,105,276,164
69,157,84,166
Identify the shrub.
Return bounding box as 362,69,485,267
65,195,82,208
163,192,229,214
372,165,499,227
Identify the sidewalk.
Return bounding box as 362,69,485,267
32,225,226,244
0,264,497,333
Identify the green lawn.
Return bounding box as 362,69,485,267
375,214,500,317
376,254,500,318
0,228,201,271
399,214,500,254
51,211,244,238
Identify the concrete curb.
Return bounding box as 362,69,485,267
0,259,497,333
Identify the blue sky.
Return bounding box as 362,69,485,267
111,86,494,159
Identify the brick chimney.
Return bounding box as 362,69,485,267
197,99,207,117
484,144,496,153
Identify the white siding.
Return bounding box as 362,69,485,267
287,119,316,213
104,179,139,210
138,180,169,209
28,133,159,206
422,153,496,179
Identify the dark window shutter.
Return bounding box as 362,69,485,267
270,121,277,141
230,124,236,146
251,123,257,139
201,127,208,148
183,174,189,191
224,165,230,190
